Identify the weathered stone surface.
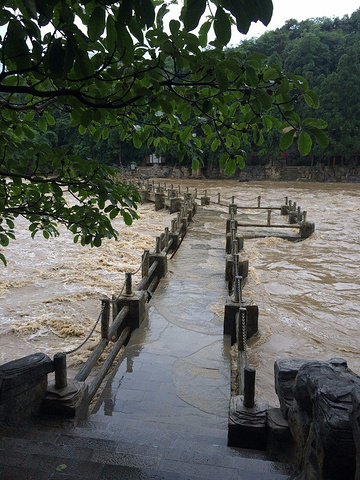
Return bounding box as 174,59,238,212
0,353,53,395
275,358,360,480
266,408,296,463
0,353,53,425
266,408,291,440
228,395,268,450
349,385,360,480
42,379,89,421
274,358,311,419
224,299,258,345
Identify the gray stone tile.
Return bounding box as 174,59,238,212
56,434,118,452
23,455,103,479
0,465,51,480
91,450,161,469
159,457,239,480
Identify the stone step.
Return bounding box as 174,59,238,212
0,421,293,480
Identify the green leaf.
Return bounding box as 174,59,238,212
47,39,66,79
156,4,169,29
0,234,9,247
93,235,102,247
198,21,211,48
202,99,212,113
169,20,180,36
55,464,67,473
106,15,117,51
122,211,133,226
312,129,329,148
236,155,245,169
219,154,228,168
211,138,219,152
225,156,237,176
304,91,320,109
262,115,272,132
45,112,55,126
182,0,206,31
254,89,272,110
0,253,7,267
280,129,296,150
303,118,327,129
88,7,105,42
214,7,231,46
38,116,47,132
133,132,142,148
245,67,258,87
181,104,191,122
192,158,200,171
298,131,312,156
4,20,32,69
216,69,229,92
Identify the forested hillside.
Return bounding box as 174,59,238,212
234,9,360,167
47,9,360,169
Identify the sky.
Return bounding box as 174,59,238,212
230,0,360,45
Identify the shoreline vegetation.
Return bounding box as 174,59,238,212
135,162,360,183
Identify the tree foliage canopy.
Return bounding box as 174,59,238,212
0,0,326,264
236,9,360,162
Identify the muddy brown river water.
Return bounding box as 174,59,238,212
0,180,359,404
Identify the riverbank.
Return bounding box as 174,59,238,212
137,162,360,183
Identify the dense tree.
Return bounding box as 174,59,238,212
0,0,325,264
234,8,360,165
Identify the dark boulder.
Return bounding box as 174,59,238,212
274,358,360,480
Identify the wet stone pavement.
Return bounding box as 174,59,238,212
0,207,292,479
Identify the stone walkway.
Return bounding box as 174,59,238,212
0,207,293,479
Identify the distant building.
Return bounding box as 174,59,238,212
144,153,166,166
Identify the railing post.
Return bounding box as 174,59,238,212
234,275,242,303
155,236,161,253
297,206,301,222
125,272,132,295
142,249,149,278
54,352,67,390
267,209,271,226
165,227,169,247
243,366,256,408
218,192,221,204
101,298,110,340
257,196,261,208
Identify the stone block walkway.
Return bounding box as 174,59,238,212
0,207,294,479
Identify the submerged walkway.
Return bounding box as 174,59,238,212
0,207,291,479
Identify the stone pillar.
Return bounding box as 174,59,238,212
154,192,164,211
224,297,258,345
225,255,248,283
116,290,147,333
149,252,168,278
0,353,54,425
